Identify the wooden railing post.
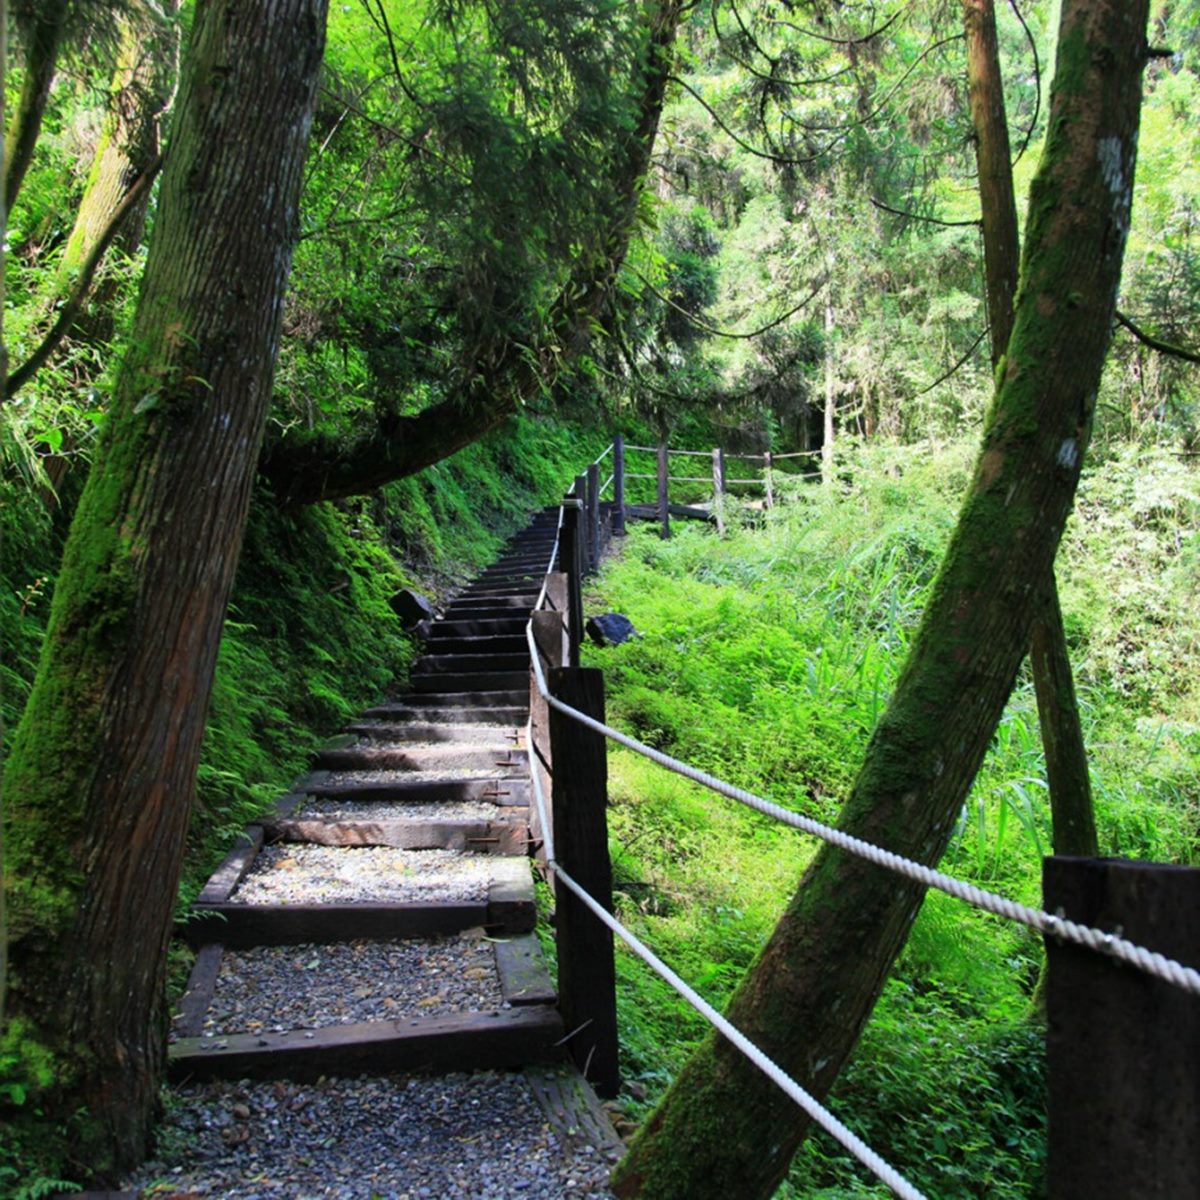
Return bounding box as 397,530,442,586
586,461,601,573
548,665,619,1099
560,494,584,668
613,435,627,536
712,446,727,535
1044,857,1200,1198
528,600,567,869
764,450,775,509
573,473,590,577
657,442,670,540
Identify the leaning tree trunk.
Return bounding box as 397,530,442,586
4,0,68,210
58,4,179,290
1,0,327,1180
965,0,1098,858
612,3,1149,1196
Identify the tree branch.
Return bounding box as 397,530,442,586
1115,310,1200,364
6,155,164,399
870,196,981,228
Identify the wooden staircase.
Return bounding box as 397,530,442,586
170,509,573,1086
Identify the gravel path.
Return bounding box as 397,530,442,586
292,799,499,822
191,936,505,1037
232,846,493,905
125,1072,616,1199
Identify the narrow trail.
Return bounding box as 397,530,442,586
119,509,620,1199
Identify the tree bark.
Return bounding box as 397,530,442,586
1031,579,1097,855
1,0,327,1179
612,3,1149,1195
60,5,179,280
259,0,685,507
965,0,1098,859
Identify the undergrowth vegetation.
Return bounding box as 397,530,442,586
587,440,1200,1198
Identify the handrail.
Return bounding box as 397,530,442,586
523,451,1200,1198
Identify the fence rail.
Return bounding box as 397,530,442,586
526,442,1200,1198
589,435,825,539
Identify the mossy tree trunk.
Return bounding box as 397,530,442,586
58,4,180,296
965,0,1098,859
611,3,1149,1196
0,0,327,1179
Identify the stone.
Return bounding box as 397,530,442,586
390,588,436,628
585,613,636,647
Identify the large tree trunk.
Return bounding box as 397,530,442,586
965,0,1098,859
611,3,1149,1196
1,0,327,1179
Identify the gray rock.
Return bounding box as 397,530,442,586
390,588,437,628
585,613,636,647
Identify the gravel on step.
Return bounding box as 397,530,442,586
293,798,499,822
190,936,505,1038
231,845,494,905
321,768,504,785
124,1071,616,1199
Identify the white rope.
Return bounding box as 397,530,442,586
593,442,614,465
524,717,926,1200
525,625,1200,998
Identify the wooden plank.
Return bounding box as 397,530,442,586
169,1004,565,1082
488,857,536,934
525,1063,625,1158
173,944,224,1038
295,775,531,806
183,900,489,948
628,502,715,523
495,933,557,1006
262,816,527,855
312,746,527,772
195,826,265,905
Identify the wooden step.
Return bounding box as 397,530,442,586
300,772,530,806
168,1004,564,1082
444,597,532,614
262,813,529,855
351,705,527,726
313,745,528,772
412,653,529,675
428,618,528,638
409,670,529,694
186,858,536,946
345,723,521,745
390,690,528,710
419,634,527,656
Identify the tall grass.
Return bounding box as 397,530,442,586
587,440,1200,1197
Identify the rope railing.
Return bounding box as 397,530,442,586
528,623,1200,997
526,453,1200,1197
524,709,927,1200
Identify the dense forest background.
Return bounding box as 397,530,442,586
1,0,1198,1194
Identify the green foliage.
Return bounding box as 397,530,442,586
592,441,1200,1196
